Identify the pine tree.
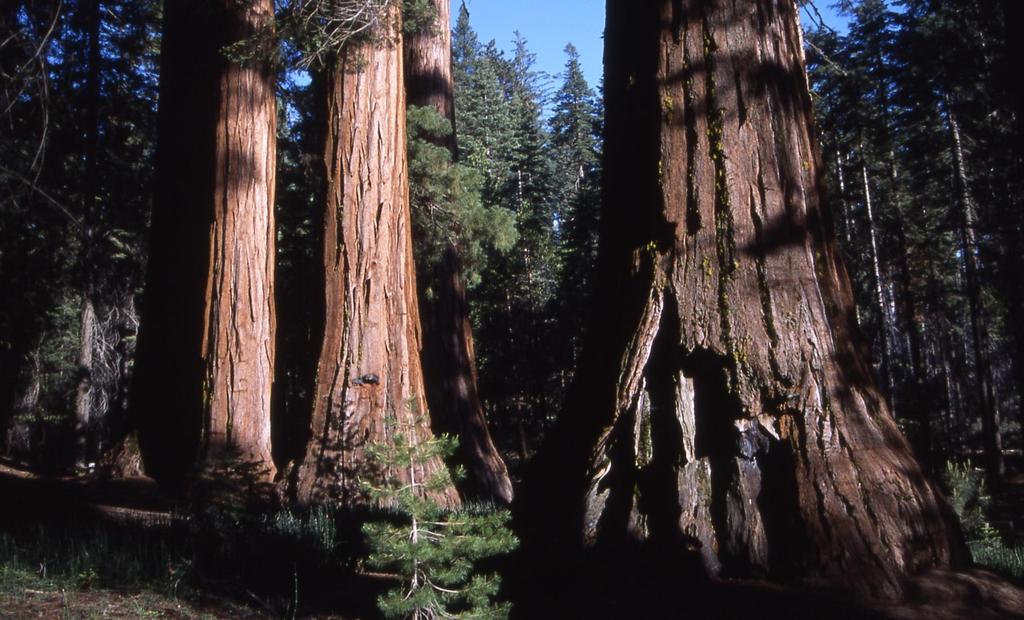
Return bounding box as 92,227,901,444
808,0,1023,475
404,0,515,505
361,412,516,619
455,27,562,462
1,0,158,468
550,43,602,392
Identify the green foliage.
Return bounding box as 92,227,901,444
942,461,998,544
402,0,437,36
407,105,517,290
190,503,343,573
277,0,400,69
0,523,183,593
806,0,1024,458
361,413,517,619
1,0,157,467
942,461,1024,577
970,544,1024,579
452,12,576,462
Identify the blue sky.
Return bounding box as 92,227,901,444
453,1,847,92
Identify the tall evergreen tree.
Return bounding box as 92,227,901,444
133,0,278,491
456,26,562,462
550,43,602,392
294,3,459,509
523,0,963,599
404,0,514,505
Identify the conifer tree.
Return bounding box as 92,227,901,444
523,0,963,600
550,43,602,387
361,413,516,619
133,0,278,491
404,0,515,505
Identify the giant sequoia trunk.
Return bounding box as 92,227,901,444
294,9,459,508
133,0,277,490
523,0,962,600
404,0,513,505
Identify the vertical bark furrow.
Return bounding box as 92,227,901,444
405,0,512,504
526,0,963,600
202,0,277,479
296,13,458,509
134,0,277,492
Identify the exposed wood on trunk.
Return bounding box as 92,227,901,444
134,0,277,492
295,8,459,508
404,0,513,505
524,0,962,600
944,93,1004,485
74,299,97,464
4,341,42,456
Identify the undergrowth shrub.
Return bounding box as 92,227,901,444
943,461,1024,578
361,412,518,619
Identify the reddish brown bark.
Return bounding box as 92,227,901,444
404,0,455,146
134,0,277,490
295,9,459,508
201,0,277,479
524,0,962,600
404,0,513,505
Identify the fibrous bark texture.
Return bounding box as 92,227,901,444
404,0,513,505
295,11,459,508
526,0,962,600
134,0,277,490
202,0,278,479
404,0,455,147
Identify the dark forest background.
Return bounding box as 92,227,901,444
2,0,1024,617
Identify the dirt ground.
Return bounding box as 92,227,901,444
1,460,1023,619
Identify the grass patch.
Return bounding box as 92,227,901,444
969,542,1024,578
0,522,185,594
0,503,379,618
943,461,1024,578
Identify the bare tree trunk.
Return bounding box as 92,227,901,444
74,299,97,465
200,0,278,481
523,0,962,600
134,0,277,492
73,0,102,469
295,8,459,509
3,340,42,457
888,156,930,467
996,0,1024,450
404,0,513,504
860,156,897,417
834,150,852,245
944,93,1004,485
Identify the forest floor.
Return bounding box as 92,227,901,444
0,575,270,619
1,460,1023,619
993,470,1024,545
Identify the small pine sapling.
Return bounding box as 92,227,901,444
361,407,517,619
